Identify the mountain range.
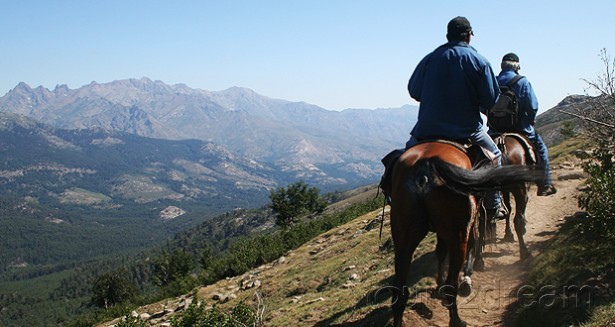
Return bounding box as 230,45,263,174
0,78,417,190
0,78,417,278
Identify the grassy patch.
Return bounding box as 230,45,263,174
581,302,615,327
548,134,591,166
112,175,181,203
58,187,112,205
513,213,615,326
188,209,439,327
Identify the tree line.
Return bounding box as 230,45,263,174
0,181,381,326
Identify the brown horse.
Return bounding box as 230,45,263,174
389,141,541,327
493,133,537,260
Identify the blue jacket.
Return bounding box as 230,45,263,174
496,69,539,135
408,41,499,140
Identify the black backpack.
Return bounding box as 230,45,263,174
487,75,524,133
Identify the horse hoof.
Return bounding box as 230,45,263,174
520,250,532,261
459,277,472,297
503,234,515,243
431,291,439,299
431,288,442,299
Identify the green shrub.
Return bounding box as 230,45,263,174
201,195,382,281
91,269,137,309
270,181,327,227
559,120,577,138
578,142,615,239
115,314,148,327
170,297,258,327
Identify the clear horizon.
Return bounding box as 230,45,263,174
2,1,614,113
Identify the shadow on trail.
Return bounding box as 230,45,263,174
482,247,515,258
314,250,439,326
535,230,556,237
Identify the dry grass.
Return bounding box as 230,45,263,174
191,207,438,326
549,134,592,166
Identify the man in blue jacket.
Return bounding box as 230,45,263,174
405,16,507,220
496,53,557,196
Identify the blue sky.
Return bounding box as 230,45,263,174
2,1,614,113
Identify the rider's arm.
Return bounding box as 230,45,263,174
477,63,500,112
408,54,431,102
519,79,539,124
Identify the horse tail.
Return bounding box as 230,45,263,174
419,157,543,195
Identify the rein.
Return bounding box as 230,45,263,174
380,196,386,240
375,187,386,240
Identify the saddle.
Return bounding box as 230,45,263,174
491,133,537,164
379,139,497,203
423,139,497,169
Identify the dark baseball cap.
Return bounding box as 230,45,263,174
502,53,520,62
447,16,473,37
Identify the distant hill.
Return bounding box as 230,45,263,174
0,112,280,206
535,94,590,145
0,78,418,186
0,112,286,274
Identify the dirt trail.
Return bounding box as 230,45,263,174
400,165,586,327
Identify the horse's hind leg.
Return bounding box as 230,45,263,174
513,186,531,260
473,209,486,272
441,237,469,327
503,191,515,242
390,206,428,327
459,223,476,297
435,236,447,291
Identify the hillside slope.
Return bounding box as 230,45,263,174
534,95,589,146
0,112,282,275
100,161,586,326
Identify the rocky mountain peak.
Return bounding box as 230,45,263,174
53,84,71,95
13,81,33,92
556,95,591,107
0,78,417,188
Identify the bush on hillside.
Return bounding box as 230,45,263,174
152,249,195,287
559,120,577,138
115,314,148,327
91,269,137,309
169,296,260,327
578,141,614,239
269,181,327,227
576,48,615,239
198,195,382,284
